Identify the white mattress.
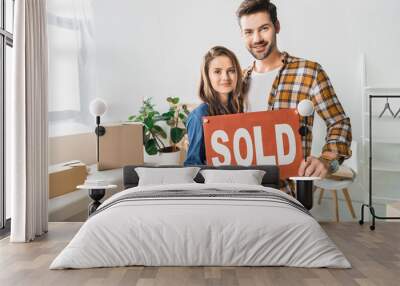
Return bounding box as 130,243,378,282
50,183,351,269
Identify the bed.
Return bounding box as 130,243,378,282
50,165,351,269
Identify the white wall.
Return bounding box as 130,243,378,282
85,0,400,144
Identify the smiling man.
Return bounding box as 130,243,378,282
236,0,352,195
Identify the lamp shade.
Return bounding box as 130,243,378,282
297,99,314,117
89,98,107,117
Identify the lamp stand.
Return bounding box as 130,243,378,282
296,180,313,210
296,116,314,210
298,117,308,161
94,115,106,166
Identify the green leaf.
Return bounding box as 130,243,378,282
171,127,185,144
167,97,179,105
178,113,186,120
145,139,158,155
153,125,167,139
162,111,174,119
144,117,154,129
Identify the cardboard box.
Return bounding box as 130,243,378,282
49,133,97,166
98,122,144,171
49,161,88,199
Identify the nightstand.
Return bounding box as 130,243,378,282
77,184,117,215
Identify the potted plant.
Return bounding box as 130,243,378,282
128,97,189,165
161,96,190,152
128,98,167,157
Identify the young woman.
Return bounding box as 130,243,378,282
184,46,246,166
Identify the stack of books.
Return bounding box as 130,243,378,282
83,179,109,187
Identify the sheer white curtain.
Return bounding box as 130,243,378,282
9,0,49,242
47,0,96,136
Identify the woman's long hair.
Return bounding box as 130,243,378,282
198,46,246,116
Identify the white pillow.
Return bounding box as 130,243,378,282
135,167,201,186
200,169,266,185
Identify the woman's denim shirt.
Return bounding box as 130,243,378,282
184,103,209,166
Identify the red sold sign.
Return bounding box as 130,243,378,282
203,109,303,179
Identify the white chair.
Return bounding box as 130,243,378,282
314,141,358,222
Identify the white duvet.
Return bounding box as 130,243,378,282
50,183,351,269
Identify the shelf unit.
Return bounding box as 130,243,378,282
360,88,400,230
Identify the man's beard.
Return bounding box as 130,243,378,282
248,41,274,60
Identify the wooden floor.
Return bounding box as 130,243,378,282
0,222,399,286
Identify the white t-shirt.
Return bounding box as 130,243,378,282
246,68,279,112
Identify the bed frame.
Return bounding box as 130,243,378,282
123,165,280,190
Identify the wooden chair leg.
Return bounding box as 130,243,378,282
318,188,325,205
332,190,339,222
342,188,356,219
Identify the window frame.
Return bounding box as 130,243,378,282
47,11,86,123
1,0,14,231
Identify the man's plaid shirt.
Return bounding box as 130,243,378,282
244,52,352,194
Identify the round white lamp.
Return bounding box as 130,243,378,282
89,98,107,118
89,98,108,164
297,99,314,117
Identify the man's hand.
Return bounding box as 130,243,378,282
298,156,329,178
